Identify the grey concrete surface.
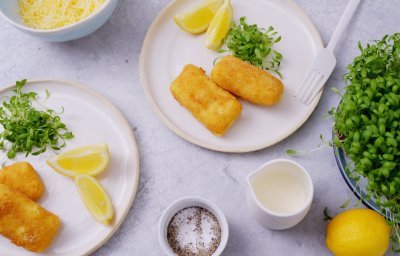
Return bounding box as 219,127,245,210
0,0,399,255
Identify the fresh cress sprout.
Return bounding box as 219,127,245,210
286,134,331,156
0,80,73,159
323,207,333,221
333,33,400,251
218,17,283,78
339,198,352,209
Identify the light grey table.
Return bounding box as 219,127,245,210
0,0,399,255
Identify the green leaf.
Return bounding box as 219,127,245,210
286,149,299,156
323,207,333,221
340,198,352,209
330,87,342,97
365,55,377,63
354,198,361,207
333,34,400,245
319,134,333,147
218,16,283,77
0,80,73,159
45,89,51,100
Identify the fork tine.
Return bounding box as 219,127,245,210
303,73,324,105
295,71,317,100
300,72,320,102
298,71,320,103
295,69,315,97
305,83,324,105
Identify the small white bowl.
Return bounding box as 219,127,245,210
158,197,229,256
0,0,118,42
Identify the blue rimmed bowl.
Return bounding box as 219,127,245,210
332,128,391,217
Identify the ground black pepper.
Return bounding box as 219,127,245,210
167,206,221,256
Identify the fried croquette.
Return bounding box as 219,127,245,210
0,162,44,201
170,64,242,136
0,184,60,253
211,55,284,105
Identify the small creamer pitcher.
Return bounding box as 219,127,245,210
247,159,314,230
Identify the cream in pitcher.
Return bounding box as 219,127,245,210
247,159,314,230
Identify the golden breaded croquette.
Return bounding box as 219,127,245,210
0,162,44,201
0,184,60,253
211,55,284,105
170,64,242,136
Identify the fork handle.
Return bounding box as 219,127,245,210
327,0,361,51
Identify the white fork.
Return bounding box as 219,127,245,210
295,0,361,106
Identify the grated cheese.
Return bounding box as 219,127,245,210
19,0,106,30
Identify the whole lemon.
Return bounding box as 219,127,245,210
326,208,391,256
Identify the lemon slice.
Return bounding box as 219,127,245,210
75,174,113,225
174,0,224,34
205,0,233,49
47,144,109,177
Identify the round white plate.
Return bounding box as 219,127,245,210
140,0,323,152
0,80,139,256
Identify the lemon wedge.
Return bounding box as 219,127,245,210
47,144,109,177
174,0,224,34
205,0,233,49
75,174,113,225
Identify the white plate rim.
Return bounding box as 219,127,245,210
139,0,324,153
0,79,140,256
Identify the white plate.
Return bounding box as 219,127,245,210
140,0,323,152
0,80,139,256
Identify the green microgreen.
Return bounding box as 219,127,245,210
332,33,400,250
218,16,283,78
323,207,333,221
340,198,352,209
286,149,304,156
330,87,343,97
286,134,332,156
45,89,51,101
0,79,73,159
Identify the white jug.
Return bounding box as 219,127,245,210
246,159,314,230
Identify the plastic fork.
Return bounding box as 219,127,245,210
295,0,361,106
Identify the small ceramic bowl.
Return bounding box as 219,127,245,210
0,0,118,42
158,197,229,256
